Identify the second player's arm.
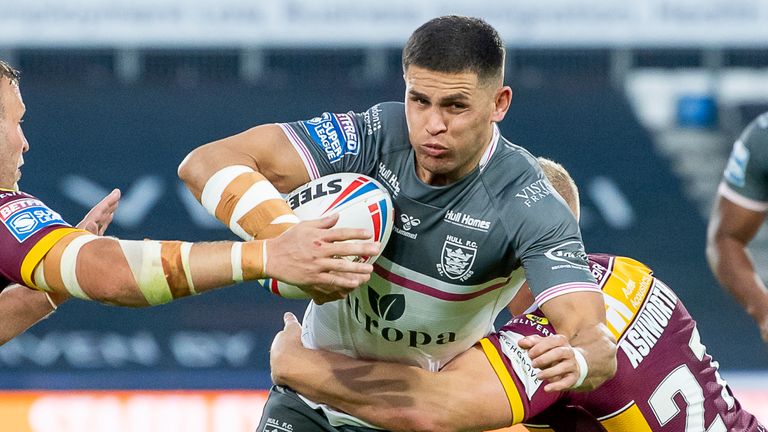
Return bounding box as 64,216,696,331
706,195,768,343
270,313,512,432
523,291,616,392
178,124,308,198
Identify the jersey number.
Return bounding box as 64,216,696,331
647,327,734,432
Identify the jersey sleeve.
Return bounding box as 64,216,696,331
499,160,599,305
478,312,564,425
277,102,406,179
0,191,82,289
720,112,768,211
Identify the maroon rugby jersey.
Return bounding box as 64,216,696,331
480,254,765,432
0,189,79,291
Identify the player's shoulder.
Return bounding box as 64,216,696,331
360,101,406,134
739,111,768,150
481,138,541,189
0,189,37,207
586,253,653,286
0,189,71,243
358,102,410,154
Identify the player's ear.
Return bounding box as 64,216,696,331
491,86,512,123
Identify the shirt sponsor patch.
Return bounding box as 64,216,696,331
0,199,68,242
545,240,589,270
724,139,749,188
498,330,543,399
303,112,360,164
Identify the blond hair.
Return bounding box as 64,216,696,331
537,157,580,220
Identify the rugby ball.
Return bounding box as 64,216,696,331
261,173,394,298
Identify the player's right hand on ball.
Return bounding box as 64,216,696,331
265,214,381,303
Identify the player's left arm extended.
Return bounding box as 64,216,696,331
520,291,616,392
270,313,513,432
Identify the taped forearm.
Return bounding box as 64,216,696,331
33,232,267,306
201,166,299,240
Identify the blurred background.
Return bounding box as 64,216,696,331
1,0,767,430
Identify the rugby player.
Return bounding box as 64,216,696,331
179,15,616,429
707,111,768,344
1,190,119,344
269,158,766,432
0,60,378,341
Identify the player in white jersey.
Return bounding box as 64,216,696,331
269,158,765,432
179,16,617,429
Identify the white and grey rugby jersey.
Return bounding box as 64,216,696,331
279,102,598,425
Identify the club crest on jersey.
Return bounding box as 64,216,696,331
436,235,476,281
0,199,68,242
303,112,359,164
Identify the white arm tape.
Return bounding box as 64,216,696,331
200,165,253,216
33,261,50,292
200,165,292,241
180,242,196,295
119,240,173,306
60,234,99,300
231,242,244,283
572,348,589,388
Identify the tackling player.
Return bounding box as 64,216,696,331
0,190,119,344
269,158,765,432
0,60,379,342
707,111,768,344
179,15,616,429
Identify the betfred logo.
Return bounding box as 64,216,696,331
0,198,40,221
1,199,67,242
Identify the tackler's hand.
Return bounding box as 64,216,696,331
77,189,121,235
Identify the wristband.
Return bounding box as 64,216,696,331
572,348,589,388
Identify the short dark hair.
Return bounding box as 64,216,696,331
402,15,505,83
0,60,21,117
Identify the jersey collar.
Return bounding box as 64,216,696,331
478,124,500,172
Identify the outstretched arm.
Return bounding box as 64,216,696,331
270,313,512,432
34,215,378,307
707,195,768,343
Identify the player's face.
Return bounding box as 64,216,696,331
404,66,511,186
0,79,28,190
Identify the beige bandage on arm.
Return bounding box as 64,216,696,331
35,235,199,305
35,234,269,306
232,241,268,282
201,166,299,240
